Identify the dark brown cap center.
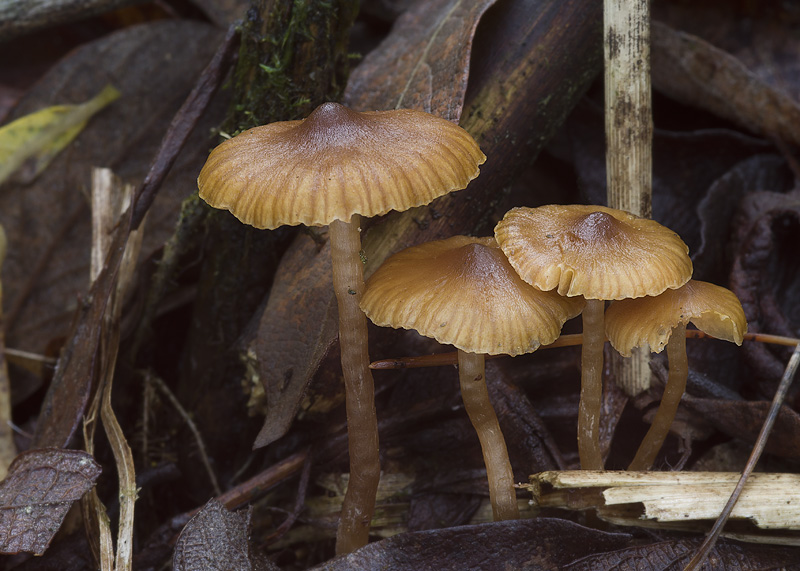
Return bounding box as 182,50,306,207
294,102,368,147
570,211,623,244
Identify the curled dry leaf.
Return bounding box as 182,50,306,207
652,20,800,147
729,190,800,391
652,4,800,104
483,360,563,473
694,155,792,284
406,493,482,533
0,449,101,556
173,499,278,571
682,393,800,460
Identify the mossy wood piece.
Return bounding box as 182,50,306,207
228,0,359,133
174,0,358,494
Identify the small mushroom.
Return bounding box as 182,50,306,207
494,204,693,469
198,102,484,553
605,279,747,470
361,236,584,520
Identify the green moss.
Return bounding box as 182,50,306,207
225,0,359,134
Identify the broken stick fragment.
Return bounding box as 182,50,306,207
523,471,800,545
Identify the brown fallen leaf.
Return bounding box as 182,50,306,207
248,235,338,447
309,518,631,570
694,155,792,284
343,0,498,119
652,4,800,104
0,449,101,556
682,394,800,460
729,190,800,392
563,537,800,570
652,20,800,147
406,493,482,532
26,21,232,450
484,360,565,473
173,499,278,571
0,20,224,357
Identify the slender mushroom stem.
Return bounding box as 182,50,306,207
457,350,519,520
329,216,380,554
579,298,605,470
628,322,688,471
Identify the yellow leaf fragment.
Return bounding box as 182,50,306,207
0,84,121,185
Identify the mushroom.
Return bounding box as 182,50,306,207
197,102,485,553
360,235,584,520
605,279,747,470
494,204,693,469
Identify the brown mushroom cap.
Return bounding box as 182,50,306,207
605,279,748,357
360,236,585,356
494,205,693,300
197,102,486,229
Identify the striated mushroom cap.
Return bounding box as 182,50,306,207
197,102,486,229
494,204,693,301
605,279,748,357
360,236,585,356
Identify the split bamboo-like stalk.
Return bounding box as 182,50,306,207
605,0,654,396
525,470,800,544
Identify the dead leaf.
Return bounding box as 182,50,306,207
484,359,564,472
0,449,101,556
652,4,800,104
406,493,481,532
652,20,800,147
5,20,226,450
0,20,224,356
729,190,800,391
251,234,338,447
311,518,631,570
694,155,792,284
683,394,800,459
173,499,278,571
343,0,498,119
600,350,629,466
564,537,800,570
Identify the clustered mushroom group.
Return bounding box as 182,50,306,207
197,102,747,553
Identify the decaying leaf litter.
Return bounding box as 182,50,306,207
0,0,799,569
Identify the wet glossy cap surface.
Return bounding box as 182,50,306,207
198,102,486,229
605,280,748,356
494,204,693,300
361,236,585,356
